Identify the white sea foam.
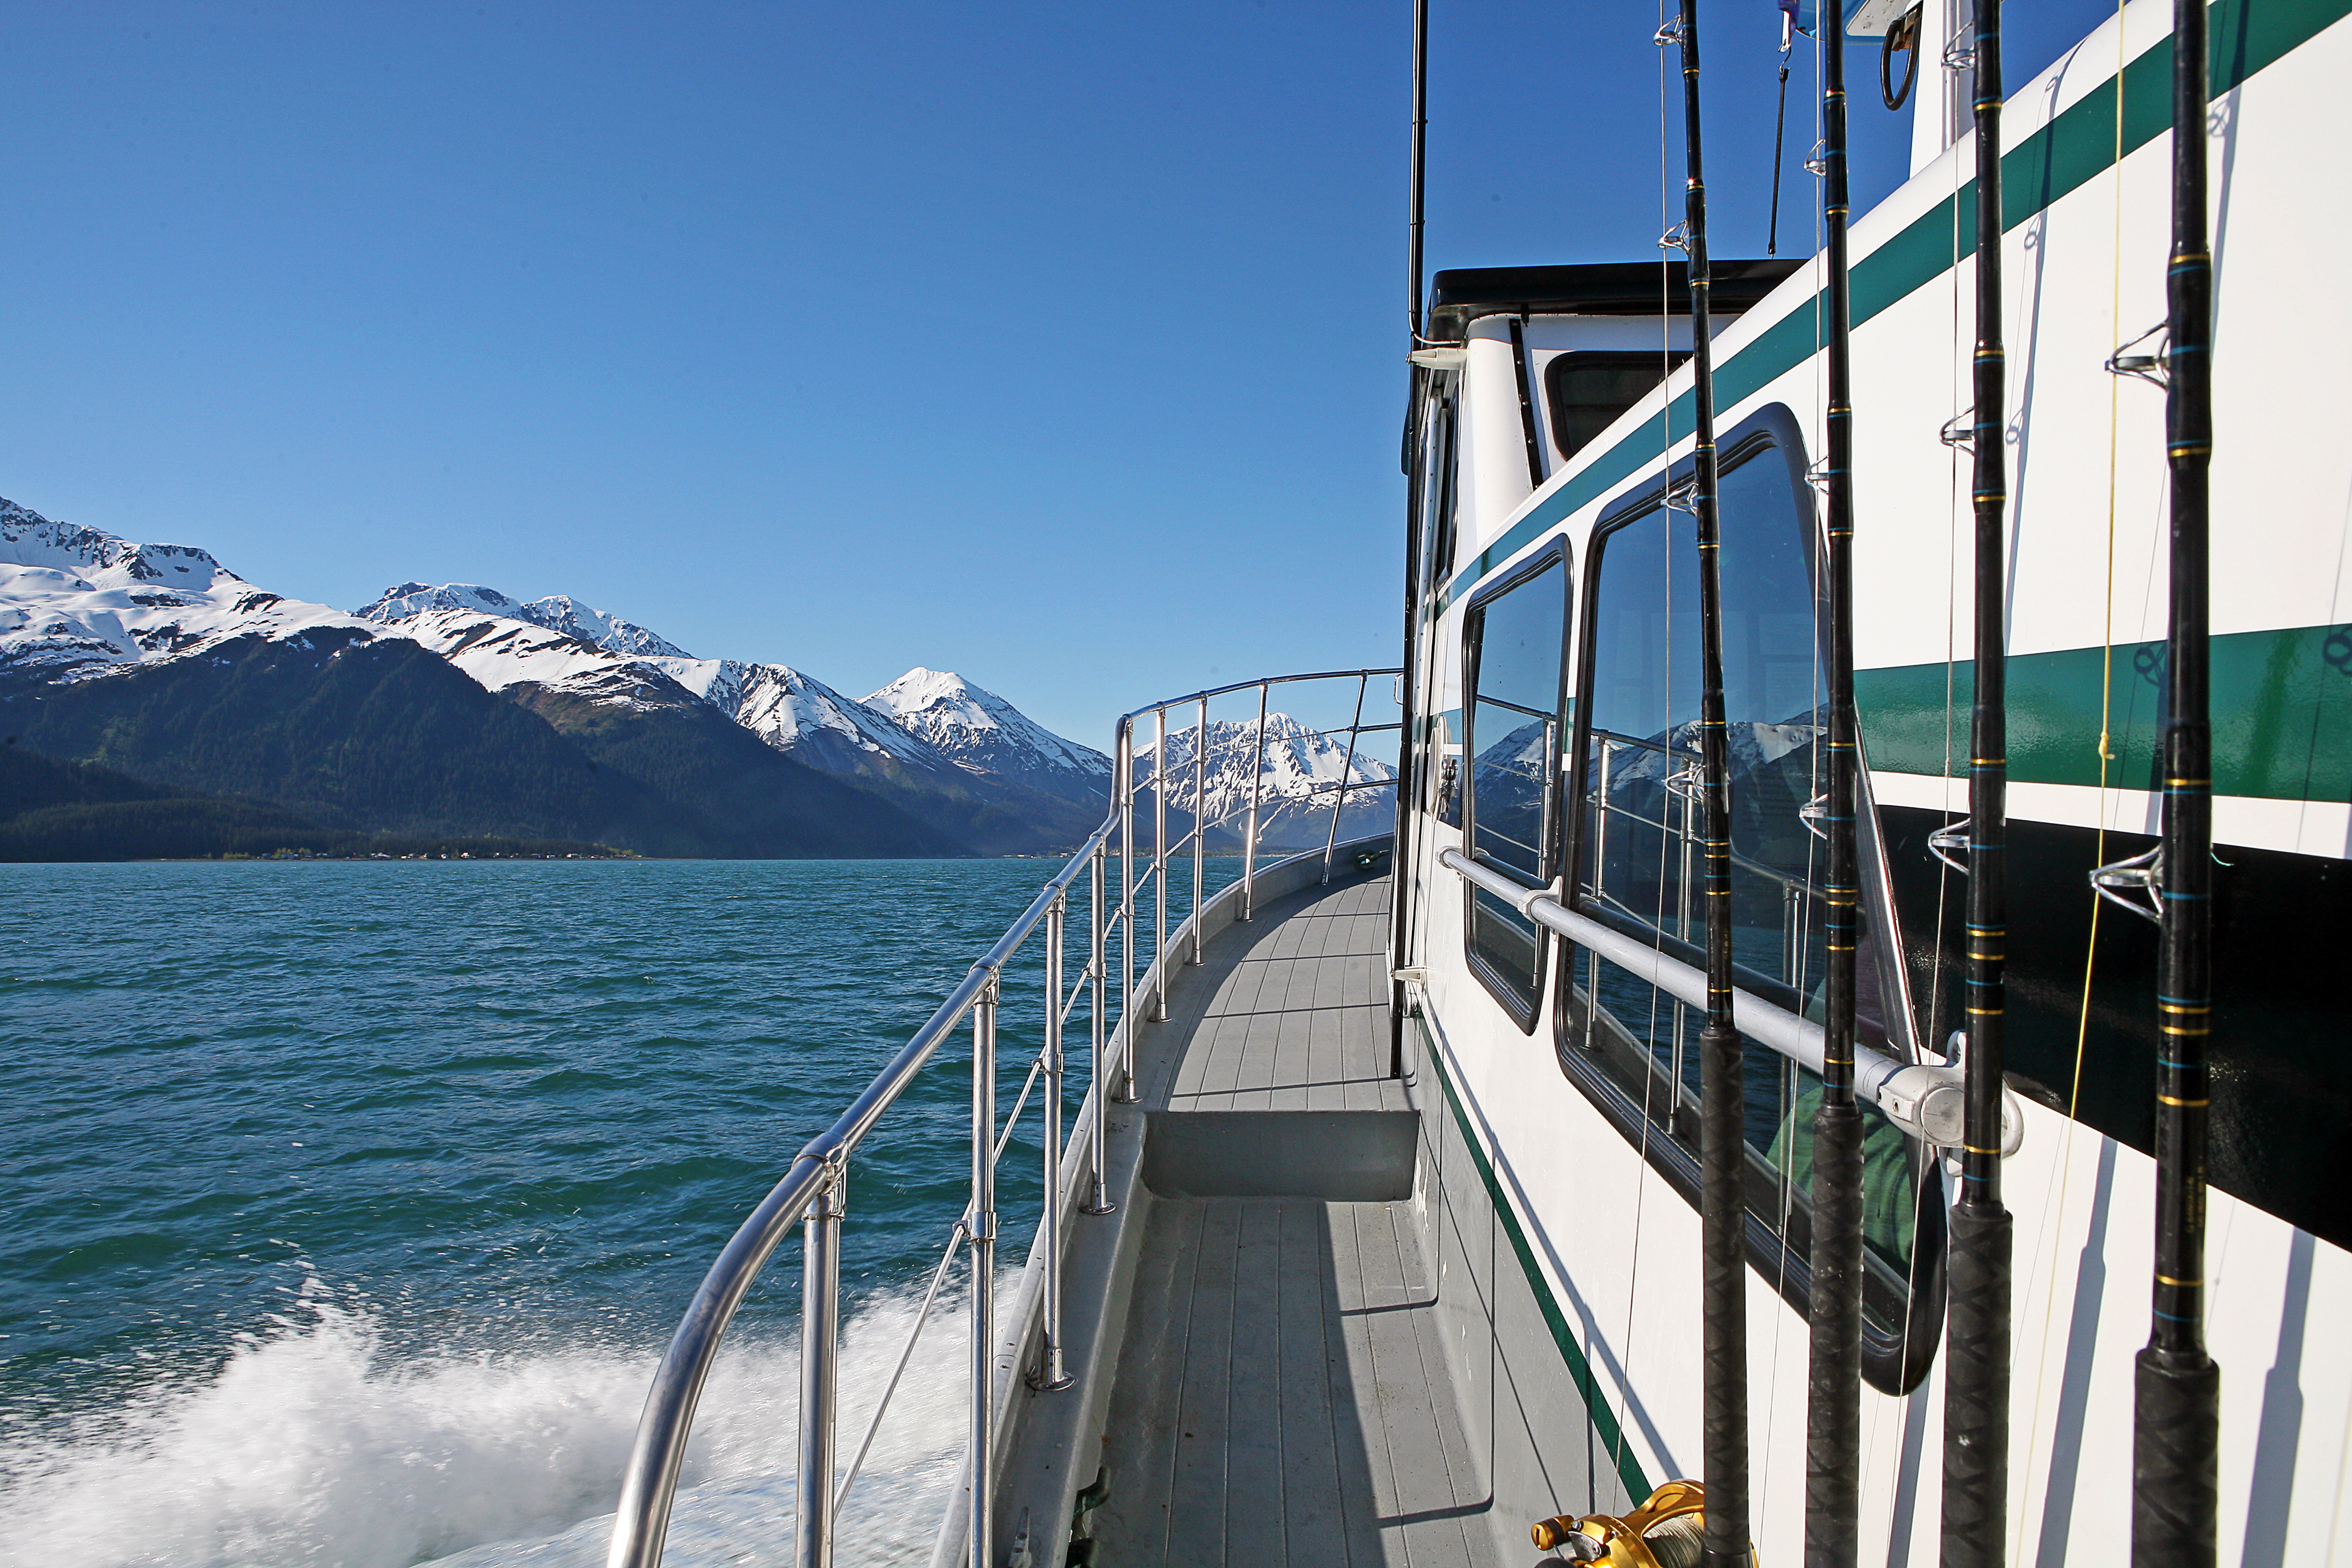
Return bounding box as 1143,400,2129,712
0,1279,973,1568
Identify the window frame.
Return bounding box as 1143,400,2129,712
1458,536,1574,1032
1549,404,1946,1395
1425,381,1461,591
1542,348,1693,463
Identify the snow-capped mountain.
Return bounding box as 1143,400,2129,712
0,499,380,683
352,582,1105,851
864,667,1111,804
0,493,1116,857
652,657,964,777
377,606,704,713
358,582,691,659
1133,712,1397,848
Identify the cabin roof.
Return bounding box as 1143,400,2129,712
1425,258,1801,343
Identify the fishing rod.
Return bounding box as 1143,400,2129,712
1803,8,1865,1567
1669,0,1751,1560
1390,0,1431,1081
1942,0,2013,1562
2132,0,2220,1558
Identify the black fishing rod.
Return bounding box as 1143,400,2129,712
1670,1,1750,1561
2132,0,2220,1559
1803,12,1865,1568
1390,0,1431,1081
1942,0,2013,1563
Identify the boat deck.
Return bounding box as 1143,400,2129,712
1088,872,1495,1567
1130,870,1411,1115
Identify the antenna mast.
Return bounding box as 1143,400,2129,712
1409,0,1429,343
1391,0,1434,1082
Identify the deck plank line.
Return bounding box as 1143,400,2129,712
1167,1200,1241,1561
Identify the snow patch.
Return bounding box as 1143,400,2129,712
864,667,1110,783
0,499,380,683
357,584,692,660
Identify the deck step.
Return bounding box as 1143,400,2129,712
1142,1109,1418,1201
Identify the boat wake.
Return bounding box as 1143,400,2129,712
0,1277,972,1568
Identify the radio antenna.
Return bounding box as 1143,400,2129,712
1409,0,1430,343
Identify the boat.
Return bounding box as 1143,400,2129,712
603,0,2352,1561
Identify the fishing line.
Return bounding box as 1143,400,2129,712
2014,11,2132,1555
1771,6,1832,1489
1610,0,1683,1492
1924,62,1969,1115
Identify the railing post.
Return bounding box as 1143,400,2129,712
1081,842,1116,1216
1116,718,1138,1102
1322,674,1369,884
969,974,998,1568
1191,694,1207,966
1152,705,1170,1022
1241,683,1268,921
796,1165,843,1568
1037,891,1071,1390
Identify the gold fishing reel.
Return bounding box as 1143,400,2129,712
1531,1480,1745,1568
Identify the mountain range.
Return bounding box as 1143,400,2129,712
0,497,1396,861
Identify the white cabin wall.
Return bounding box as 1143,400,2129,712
1459,323,1535,551
1836,0,2352,862
1400,7,2352,1563
2201,37,2352,647
1909,0,1975,174
1518,315,1696,479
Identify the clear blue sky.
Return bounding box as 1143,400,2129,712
1,0,2105,745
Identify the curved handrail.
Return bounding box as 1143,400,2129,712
606,666,1402,1568
606,829,1110,1568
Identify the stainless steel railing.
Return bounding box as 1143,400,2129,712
1438,847,2021,1155
605,668,1399,1568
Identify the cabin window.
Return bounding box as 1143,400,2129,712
1544,350,1690,462
1461,547,1568,1028
1420,381,1461,589
1554,423,1942,1394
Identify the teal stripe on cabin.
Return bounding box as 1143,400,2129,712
1416,1017,1654,1503
1436,0,2352,614
1857,624,2352,801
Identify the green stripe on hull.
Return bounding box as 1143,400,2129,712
1857,624,2352,801
1437,0,2352,613
1417,1016,1655,1502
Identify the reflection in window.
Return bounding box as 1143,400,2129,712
1559,442,1932,1360
1464,555,1566,1022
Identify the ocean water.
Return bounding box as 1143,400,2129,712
0,856,1235,1568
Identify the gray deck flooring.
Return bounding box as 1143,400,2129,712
1093,873,1493,1566
1134,872,1409,1115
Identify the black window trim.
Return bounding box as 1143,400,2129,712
1549,402,1946,1395
1459,535,1573,1033
1541,347,1694,465
1425,383,1461,593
